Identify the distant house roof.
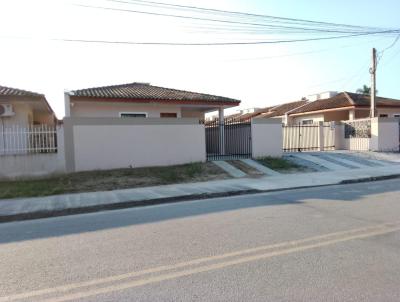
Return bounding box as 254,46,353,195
226,100,308,122
289,92,400,115
0,85,55,115
69,82,240,105
0,85,44,97
257,100,309,118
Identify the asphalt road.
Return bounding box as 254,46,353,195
1,179,400,301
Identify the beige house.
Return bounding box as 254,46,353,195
0,85,56,126
287,92,400,125
64,82,240,120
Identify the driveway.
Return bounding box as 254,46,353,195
284,151,400,172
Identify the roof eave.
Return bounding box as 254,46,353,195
289,106,356,116
70,96,240,106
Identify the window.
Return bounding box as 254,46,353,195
160,113,177,118
302,119,314,125
379,114,388,118
119,112,147,118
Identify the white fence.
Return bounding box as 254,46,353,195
283,122,335,152
0,125,57,156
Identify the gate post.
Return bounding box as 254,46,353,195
318,121,324,151
219,107,225,156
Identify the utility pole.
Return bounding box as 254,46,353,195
370,48,377,118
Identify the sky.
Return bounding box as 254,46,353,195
0,0,399,118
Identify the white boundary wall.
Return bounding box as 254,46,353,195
336,117,399,152
251,118,283,158
370,117,399,152
64,117,206,172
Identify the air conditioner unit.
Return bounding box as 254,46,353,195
0,104,15,117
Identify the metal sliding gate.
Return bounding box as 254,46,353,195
204,119,252,160
283,123,335,152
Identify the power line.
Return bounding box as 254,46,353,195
76,3,394,35
105,0,386,32
55,30,400,46
225,36,385,62
377,33,400,65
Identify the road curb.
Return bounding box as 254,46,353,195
340,173,400,184
2,174,400,223
0,190,260,223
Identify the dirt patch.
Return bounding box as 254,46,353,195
0,162,230,199
256,156,314,174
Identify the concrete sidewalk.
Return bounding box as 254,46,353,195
1,165,400,222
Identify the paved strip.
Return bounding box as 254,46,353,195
240,159,281,176
2,221,399,302
211,161,246,178
315,153,366,169
290,153,349,171
334,153,384,167
349,152,397,166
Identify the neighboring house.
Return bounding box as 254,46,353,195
287,92,400,125
64,82,240,119
257,99,309,121
225,99,308,122
0,85,56,126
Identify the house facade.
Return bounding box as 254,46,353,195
64,82,240,120
287,92,400,125
0,85,56,126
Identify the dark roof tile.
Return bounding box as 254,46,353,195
70,82,240,104
0,85,43,97
289,92,400,114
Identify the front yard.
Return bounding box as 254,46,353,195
0,162,229,199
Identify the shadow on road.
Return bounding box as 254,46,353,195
0,179,399,244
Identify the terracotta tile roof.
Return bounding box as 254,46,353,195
225,100,308,122
346,92,400,107
289,92,400,115
70,82,240,104
258,100,309,118
0,85,44,97
225,107,273,122
0,85,56,115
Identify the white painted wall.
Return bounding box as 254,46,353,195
370,117,399,152
251,118,283,158
67,118,206,172
377,108,400,118
290,113,324,125
70,101,183,118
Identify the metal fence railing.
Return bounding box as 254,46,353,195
0,125,58,156
203,119,252,160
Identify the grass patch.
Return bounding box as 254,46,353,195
256,156,309,173
0,162,229,199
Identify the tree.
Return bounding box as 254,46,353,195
356,85,377,95
356,85,371,95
